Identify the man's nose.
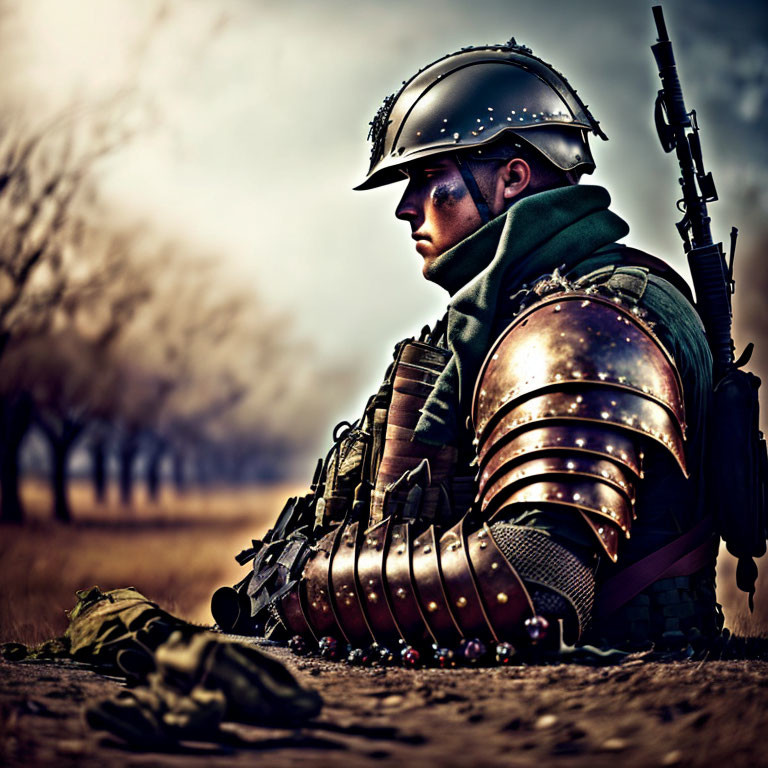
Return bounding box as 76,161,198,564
395,184,420,221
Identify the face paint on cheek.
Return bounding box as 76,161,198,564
431,180,467,209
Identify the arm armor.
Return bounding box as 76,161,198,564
279,513,537,649
278,293,687,649
472,292,687,560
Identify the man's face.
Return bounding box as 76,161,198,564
395,155,484,275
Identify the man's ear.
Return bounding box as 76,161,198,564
501,158,532,200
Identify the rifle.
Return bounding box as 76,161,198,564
651,5,767,607
651,5,738,380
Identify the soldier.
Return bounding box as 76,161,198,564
220,41,722,660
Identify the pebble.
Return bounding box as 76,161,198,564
381,695,405,708
534,713,558,729
601,737,629,751
662,750,683,765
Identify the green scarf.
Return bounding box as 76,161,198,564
414,184,630,446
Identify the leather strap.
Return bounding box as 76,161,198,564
595,516,714,617
455,152,492,224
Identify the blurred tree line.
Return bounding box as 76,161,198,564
0,110,345,524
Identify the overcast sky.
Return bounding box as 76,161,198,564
2,0,767,429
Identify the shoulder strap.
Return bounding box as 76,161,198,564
572,244,695,305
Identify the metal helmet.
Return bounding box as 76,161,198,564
355,40,607,191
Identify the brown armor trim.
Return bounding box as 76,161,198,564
489,479,632,534
411,525,463,646
477,389,686,476
357,517,402,642
302,526,347,640
385,522,431,646
280,582,316,641
580,511,621,561
473,294,686,437
329,521,372,647
468,524,534,640
439,518,496,641
478,455,634,511
477,424,643,479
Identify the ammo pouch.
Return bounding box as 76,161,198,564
710,364,768,607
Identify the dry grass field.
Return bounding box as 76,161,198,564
0,480,303,646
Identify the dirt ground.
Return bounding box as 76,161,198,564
2,645,768,768
2,481,768,767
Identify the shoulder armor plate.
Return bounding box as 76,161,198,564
471,292,687,561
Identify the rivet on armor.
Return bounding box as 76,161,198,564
480,542,487,549
396,587,407,599
497,592,509,604
456,596,468,608
424,545,432,554
554,304,561,312
491,562,499,570
427,601,439,612
601,411,610,419
573,493,581,501
368,592,379,603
